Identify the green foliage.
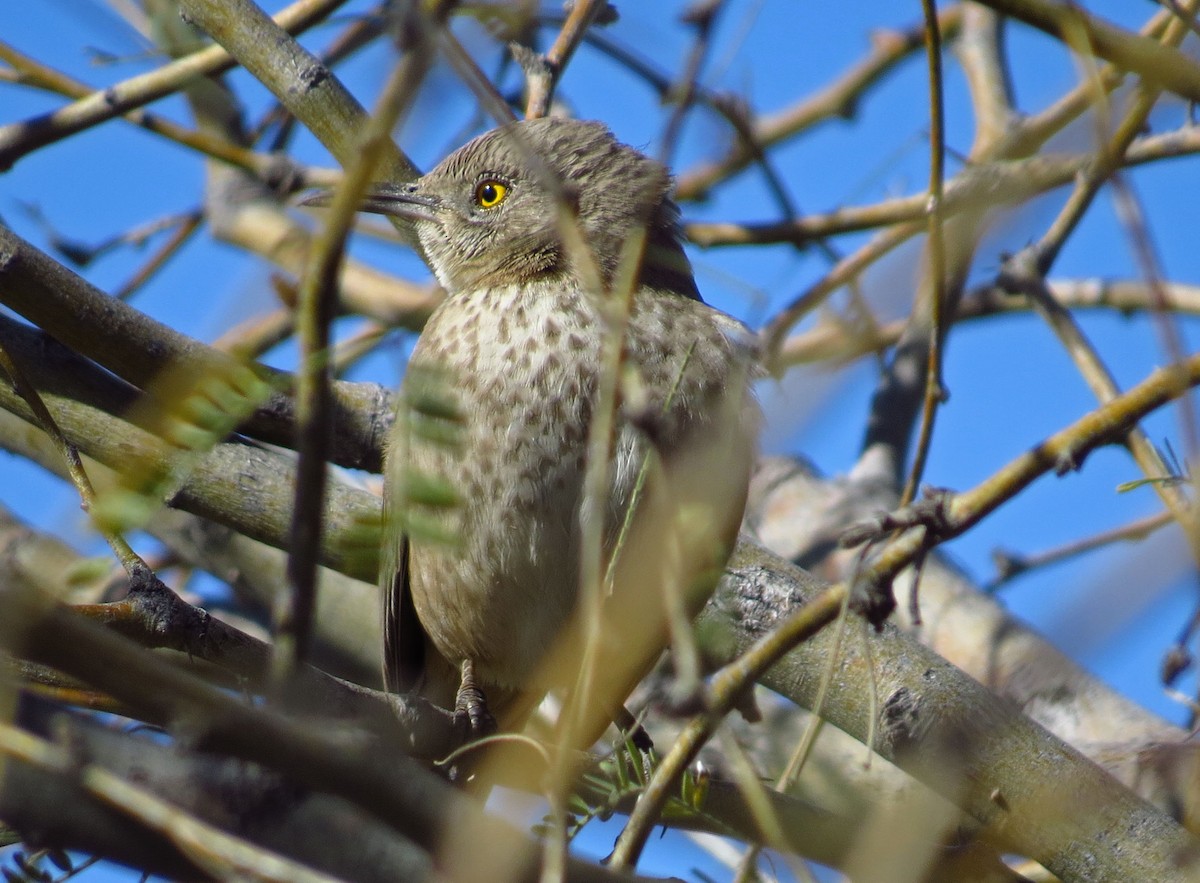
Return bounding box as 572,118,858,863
92,359,277,534
395,363,465,547
532,740,722,844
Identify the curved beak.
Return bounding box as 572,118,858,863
299,182,439,223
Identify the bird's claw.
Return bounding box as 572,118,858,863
454,660,497,737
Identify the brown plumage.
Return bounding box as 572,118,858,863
365,118,759,746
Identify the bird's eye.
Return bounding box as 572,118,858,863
474,180,508,209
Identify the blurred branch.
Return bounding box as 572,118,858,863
993,0,1197,536
1023,5,1197,275
686,125,1200,248
280,4,442,677
753,117,1199,376
439,24,517,126
674,5,965,201
0,720,350,883
0,40,313,183
987,509,1175,590
113,210,206,300
976,0,1200,102
724,0,1197,407
524,0,612,119
983,3,1177,160
761,221,923,369
0,224,394,472
999,253,1192,528
0,575,657,883
1112,170,1200,455
0,703,434,882
0,311,380,580
658,0,727,167
954,5,1017,156
775,277,1200,367
223,200,443,329
610,567,847,869
556,21,800,219
0,484,415,737
251,2,388,150
0,397,379,683
0,0,348,171
177,0,417,183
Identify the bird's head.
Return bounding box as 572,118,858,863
338,118,698,298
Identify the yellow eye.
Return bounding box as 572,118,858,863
474,180,508,208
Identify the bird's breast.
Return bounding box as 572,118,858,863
396,279,757,690
401,282,603,686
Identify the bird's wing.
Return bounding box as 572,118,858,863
381,531,425,694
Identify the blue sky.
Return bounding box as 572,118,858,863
2,2,1199,880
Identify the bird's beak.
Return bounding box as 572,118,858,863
299,182,440,223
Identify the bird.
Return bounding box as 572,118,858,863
343,117,759,749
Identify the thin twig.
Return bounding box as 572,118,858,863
278,5,440,679
439,26,517,126
899,0,949,508
0,344,143,576
609,584,847,869
658,0,727,167
673,6,966,200
775,277,1200,367
0,0,349,171
685,125,1200,248
986,509,1175,590
113,210,206,301
1109,171,1200,462
524,0,611,118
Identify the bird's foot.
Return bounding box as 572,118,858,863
454,659,496,738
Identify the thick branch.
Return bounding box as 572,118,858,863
0,318,379,581
1,701,432,882
700,541,1199,881
0,577,650,883
0,223,393,471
